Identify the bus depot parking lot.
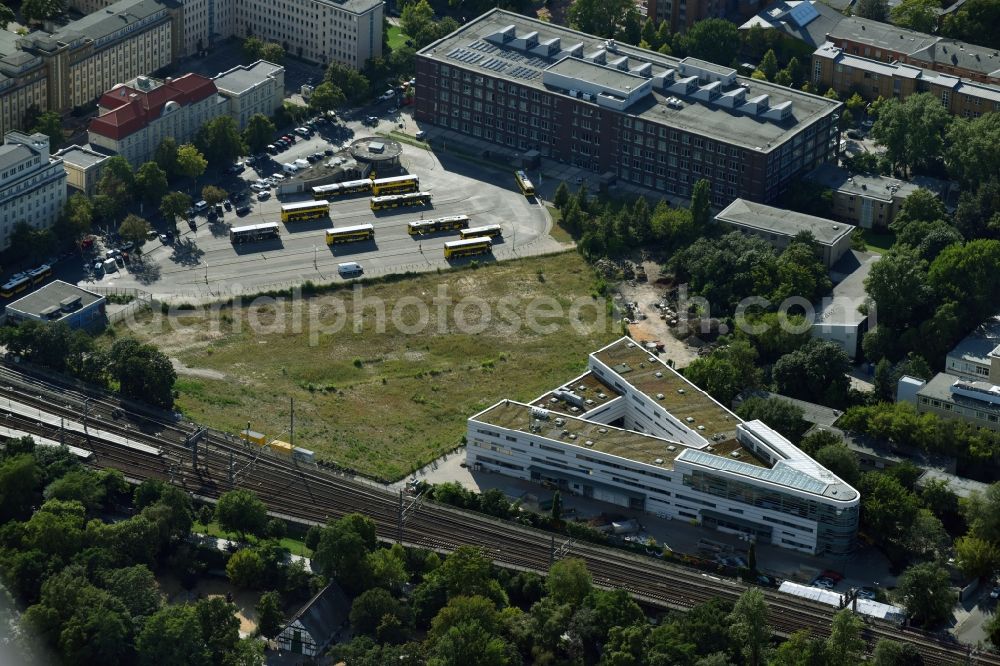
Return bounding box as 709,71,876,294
89,117,559,301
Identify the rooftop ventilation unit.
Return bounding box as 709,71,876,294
731,451,741,458
585,440,594,447
657,393,665,400
599,428,608,434
685,417,695,423
654,458,664,464
667,445,676,451
555,418,565,426
697,425,706,431
678,388,685,394
655,372,663,378
531,407,550,420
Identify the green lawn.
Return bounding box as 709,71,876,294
193,520,311,557
387,25,409,51
546,205,574,244
860,229,896,253
119,252,614,481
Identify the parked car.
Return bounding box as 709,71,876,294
415,130,427,140
365,116,378,126
223,200,232,211
236,204,251,216
846,129,863,140
257,191,270,201
378,89,396,101
990,587,1000,600
324,148,335,156
159,233,170,244
188,218,197,231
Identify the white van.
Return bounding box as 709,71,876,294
294,158,309,169
282,163,299,174
194,200,209,213
102,258,118,273
338,262,363,278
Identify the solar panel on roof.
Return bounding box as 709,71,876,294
788,1,820,27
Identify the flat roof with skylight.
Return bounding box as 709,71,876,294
716,198,853,246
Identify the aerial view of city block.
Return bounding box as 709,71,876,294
0,0,998,661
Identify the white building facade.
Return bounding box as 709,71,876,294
467,338,859,556
0,132,67,251
213,60,286,129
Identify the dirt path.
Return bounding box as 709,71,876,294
617,262,700,369
171,358,228,381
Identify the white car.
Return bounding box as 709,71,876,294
257,191,270,201
378,89,395,102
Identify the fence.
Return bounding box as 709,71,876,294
86,286,154,324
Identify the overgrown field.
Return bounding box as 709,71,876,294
117,251,617,480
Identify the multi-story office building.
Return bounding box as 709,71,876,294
812,42,1000,118
213,60,286,129
87,73,225,166
234,0,383,68
945,315,1000,382
905,373,1000,434
415,10,841,206
0,32,49,139
0,131,67,251
467,337,860,556
53,144,110,196
715,198,853,267
805,163,930,229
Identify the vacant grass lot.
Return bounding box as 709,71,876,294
119,252,615,480
387,25,409,51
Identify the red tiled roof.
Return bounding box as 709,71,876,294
88,73,219,141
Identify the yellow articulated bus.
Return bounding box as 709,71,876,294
407,214,470,236
312,179,373,199
460,224,502,240
372,175,419,196
1,274,30,298
326,223,375,245
514,170,535,197
281,200,330,223
29,264,53,284
444,237,492,259
370,191,431,211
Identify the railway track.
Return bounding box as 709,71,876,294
0,363,986,666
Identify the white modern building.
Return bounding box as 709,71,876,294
467,337,860,556
812,250,879,361
0,131,67,251
213,60,286,129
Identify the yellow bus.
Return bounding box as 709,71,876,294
1,274,30,298
460,224,502,240
281,200,330,223
312,179,373,199
230,222,280,244
372,175,419,196
444,237,492,259
370,191,431,211
407,214,470,236
514,170,535,197
325,223,375,245
29,264,53,284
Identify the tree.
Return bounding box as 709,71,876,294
553,181,570,210
242,114,276,155
728,588,770,666
160,191,192,232
684,340,762,406
871,94,952,175
680,19,741,66
773,340,851,406
855,0,889,21
195,596,240,664
101,564,162,620
772,237,832,303
201,185,228,207
216,489,268,541
690,178,711,227
309,81,345,113
826,609,865,666
0,3,13,29
860,472,920,548
97,156,135,218
369,543,409,592
106,338,176,409
255,591,284,639
814,444,861,488
897,562,956,627
134,161,168,207
326,62,371,105
891,0,939,33
759,49,778,81
313,513,378,593
44,468,106,513
735,397,809,443
119,214,151,253
550,489,562,523
30,111,63,151
62,193,94,241
546,558,592,607
770,630,825,666
21,0,65,24
774,69,792,87
226,549,266,589
176,144,208,189
872,639,924,666
954,536,1000,580
260,42,285,63
350,588,408,637
895,219,963,262
864,247,933,331
136,603,210,666
890,189,948,233
567,0,640,38
942,0,1000,50
929,240,1000,324
155,137,179,177
196,117,245,167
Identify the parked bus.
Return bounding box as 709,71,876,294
1,274,30,298
28,264,53,283
444,237,492,259
312,179,373,199
325,223,375,245
514,170,535,197
281,200,330,223
371,175,419,196
407,214,469,236
460,224,502,240
230,222,280,244
371,191,431,211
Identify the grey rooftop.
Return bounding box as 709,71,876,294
6,281,103,320
716,198,853,246
213,60,283,95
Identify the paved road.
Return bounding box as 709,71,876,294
88,113,564,303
